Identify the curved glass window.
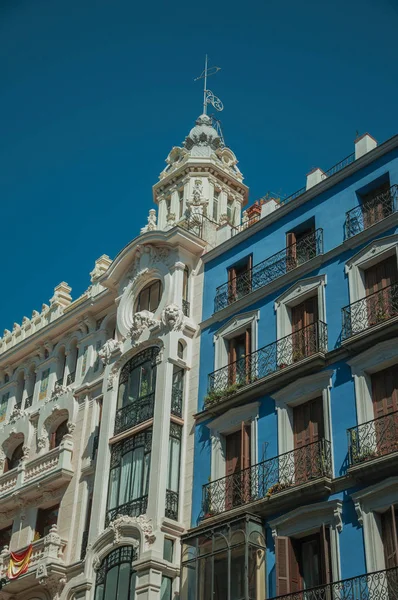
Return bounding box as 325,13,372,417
115,347,159,435
134,280,162,313
6,443,24,472
94,546,137,600
106,429,152,526
51,419,68,449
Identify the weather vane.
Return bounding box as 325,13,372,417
194,55,224,115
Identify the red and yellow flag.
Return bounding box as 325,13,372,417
7,545,32,580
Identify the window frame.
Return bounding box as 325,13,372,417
134,280,163,314
94,545,138,600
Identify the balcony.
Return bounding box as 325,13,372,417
106,494,148,526
114,392,155,435
182,299,190,317
204,322,328,411
165,489,179,520
348,410,398,480
0,525,66,593
270,566,398,600
0,436,74,509
171,386,183,418
345,183,397,238
202,440,332,518
342,282,398,344
214,229,323,313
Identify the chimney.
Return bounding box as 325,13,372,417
355,133,377,160
306,168,326,190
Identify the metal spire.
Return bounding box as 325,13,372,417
194,55,224,115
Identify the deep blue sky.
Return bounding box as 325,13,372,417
1,0,398,332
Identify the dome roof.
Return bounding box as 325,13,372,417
184,114,222,155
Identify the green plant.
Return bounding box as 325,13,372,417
204,381,246,407
266,481,290,498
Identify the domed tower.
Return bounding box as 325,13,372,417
153,114,249,234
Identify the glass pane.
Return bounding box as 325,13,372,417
104,566,119,600
139,286,150,312
130,571,136,597
139,362,152,397
117,562,130,599
160,576,172,600
163,538,174,562
108,468,120,510
248,545,265,600
213,533,228,552
143,451,151,495
168,437,181,491
119,451,133,505
118,381,127,409
198,556,212,600
230,530,246,547
198,534,212,556
213,551,228,600
94,583,104,600
181,563,196,600
149,281,161,312
230,545,245,600
129,367,140,402
130,446,144,499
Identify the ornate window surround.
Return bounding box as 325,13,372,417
345,234,398,304
213,310,259,372
348,338,398,425
272,369,334,460
274,275,327,339
352,476,398,573
269,499,342,582
207,402,259,482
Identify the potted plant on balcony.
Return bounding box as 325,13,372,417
266,481,290,498
203,480,215,518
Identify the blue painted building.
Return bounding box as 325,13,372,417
181,131,398,599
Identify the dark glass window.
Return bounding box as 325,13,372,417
117,347,159,412
135,280,162,313
51,419,69,449
94,546,137,600
163,538,174,562
0,525,12,549
6,442,24,472
35,505,59,540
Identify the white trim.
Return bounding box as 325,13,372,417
348,338,398,425
208,402,259,483
213,310,259,371
269,499,342,581
274,275,327,339
273,370,334,460
345,235,398,304
352,477,398,572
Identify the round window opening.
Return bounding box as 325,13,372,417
134,280,162,314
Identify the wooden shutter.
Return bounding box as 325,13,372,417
276,536,290,595
294,398,323,448
310,397,324,443
320,524,332,584
304,297,319,327
245,328,251,383
289,539,302,592
50,432,57,450
226,430,241,477
381,506,398,569
241,422,251,470
365,256,398,295
228,267,237,302
372,366,398,419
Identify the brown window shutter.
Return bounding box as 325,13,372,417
275,536,290,595
304,296,319,327
225,430,241,477
50,432,56,450
293,403,307,449
320,524,332,584
228,267,237,302
240,422,251,470
372,369,390,419
310,397,324,443
381,506,398,569
245,328,251,382
291,303,304,334
289,539,302,592
3,458,9,473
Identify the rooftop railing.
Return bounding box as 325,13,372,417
205,321,328,409
269,566,398,600
348,409,398,466
342,282,398,340
202,439,331,517
345,184,397,238
114,392,155,435
214,229,323,312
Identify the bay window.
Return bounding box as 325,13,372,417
94,546,137,600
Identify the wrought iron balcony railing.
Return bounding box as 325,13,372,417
171,386,183,418
91,433,99,461
205,321,328,409
345,184,398,238
66,370,76,386
165,489,179,520
80,530,89,561
105,495,148,527
182,299,190,317
202,439,332,517
342,282,398,340
270,566,398,600
114,392,155,435
214,229,323,312
24,395,33,409
348,409,398,466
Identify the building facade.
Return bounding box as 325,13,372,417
183,132,398,599
0,114,247,600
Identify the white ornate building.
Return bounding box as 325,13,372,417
0,113,248,600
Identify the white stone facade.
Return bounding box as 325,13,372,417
0,114,247,600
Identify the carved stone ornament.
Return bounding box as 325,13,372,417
50,382,71,402
6,407,25,425
161,304,184,331
22,445,30,460
192,179,203,203
109,516,140,547
219,213,229,226
67,421,76,434
109,513,155,549
99,339,122,366
37,435,47,450
140,208,158,234
129,311,158,345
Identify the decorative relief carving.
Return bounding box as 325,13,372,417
98,339,122,366
66,421,76,434
161,304,184,331
140,208,158,234
49,382,71,402
129,311,158,345
108,514,155,549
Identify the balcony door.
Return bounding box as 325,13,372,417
381,506,398,569
228,329,251,387
362,181,392,228
291,297,319,363
364,255,398,326
225,423,251,510
228,257,252,303
286,226,315,271
371,365,398,457
293,397,324,484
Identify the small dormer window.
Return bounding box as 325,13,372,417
135,280,162,314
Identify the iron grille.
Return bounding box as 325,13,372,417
14,401,22,411
105,495,148,527
269,566,398,600
205,321,328,408
165,489,179,520
345,184,397,238
114,392,155,435
95,545,138,585
24,395,33,408
171,386,183,417
80,530,89,560
348,409,398,466
214,229,323,312
342,282,398,340
67,371,76,385
202,439,332,516
182,299,190,317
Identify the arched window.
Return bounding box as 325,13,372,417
5,443,24,472
116,347,159,434
50,419,69,450
134,280,162,313
94,546,137,600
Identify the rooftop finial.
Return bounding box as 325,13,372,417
194,55,223,115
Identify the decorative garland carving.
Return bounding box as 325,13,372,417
98,339,122,366
129,311,158,345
